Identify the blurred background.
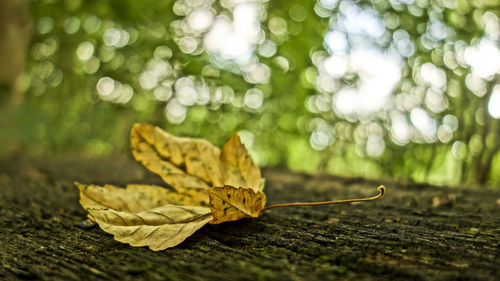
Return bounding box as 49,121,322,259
0,0,499,186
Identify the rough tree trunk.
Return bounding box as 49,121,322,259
0,156,499,281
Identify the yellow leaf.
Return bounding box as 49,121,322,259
207,185,266,224
76,182,212,250
76,124,385,250
221,133,265,192
76,182,210,211
76,124,267,250
76,130,268,248
130,123,224,190
131,124,265,191
87,205,212,251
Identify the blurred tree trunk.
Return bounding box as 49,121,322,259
0,0,32,107
468,76,500,184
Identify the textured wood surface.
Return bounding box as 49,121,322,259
1,156,499,280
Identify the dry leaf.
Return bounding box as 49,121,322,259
75,123,384,251
129,123,267,224
76,182,212,250
87,206,212,251
221,133,265,192
76,123,266,250
130,124,265,193
130,124,224,190
76,182,209,211
208,185,266,224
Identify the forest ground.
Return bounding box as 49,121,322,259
0,156,499,281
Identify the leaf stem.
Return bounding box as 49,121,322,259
262,185,385,212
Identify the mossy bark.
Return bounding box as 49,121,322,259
1,156,499,281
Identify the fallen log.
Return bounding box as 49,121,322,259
0,156,498,280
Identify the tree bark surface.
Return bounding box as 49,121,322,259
0,156,499,281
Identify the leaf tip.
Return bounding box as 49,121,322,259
130,123,153,138
74,181,85,190
227,132,243,146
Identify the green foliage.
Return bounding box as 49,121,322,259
1,0,500,186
